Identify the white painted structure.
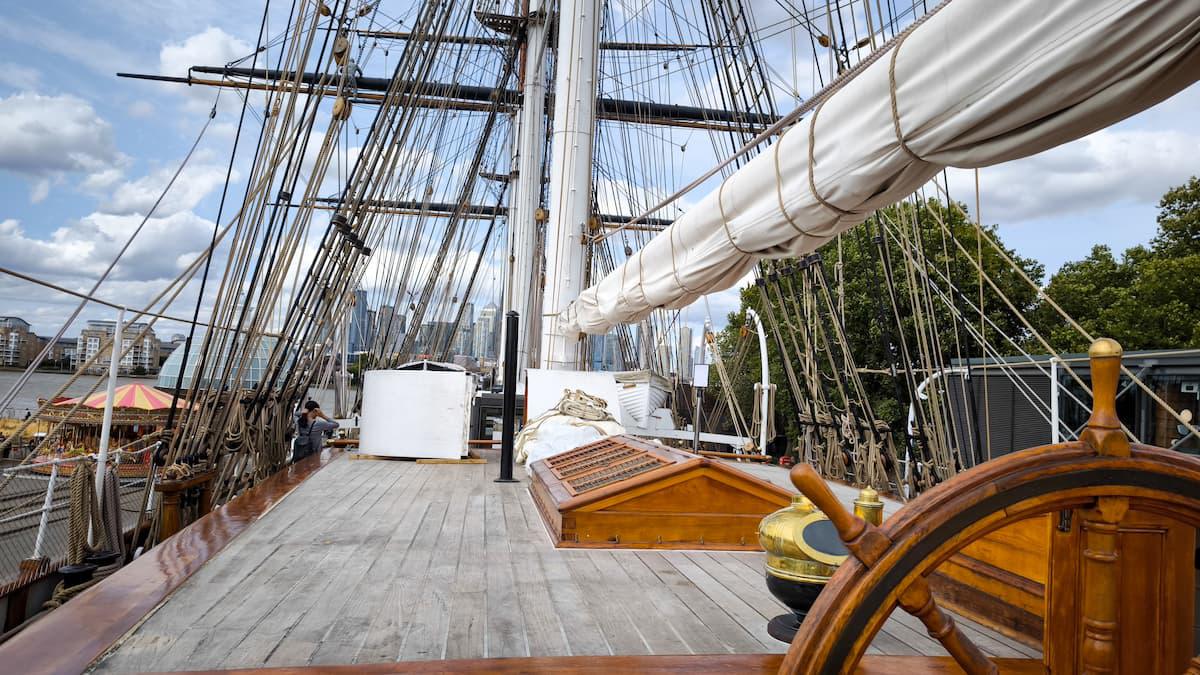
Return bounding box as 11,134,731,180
613,369,671,427
359,367,476,459
501,0,549,380
744,308,770,453
540,0,602,370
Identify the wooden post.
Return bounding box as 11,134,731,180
159,490,183,541
1045,337,1195,674
155,469,216,540
1077,339,1128,674
198,478,214,518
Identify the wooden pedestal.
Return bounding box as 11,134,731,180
1045,507,1195,673
932,508,1195,672
154,469,217,540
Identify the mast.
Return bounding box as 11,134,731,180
500,0,548,381
540,0,601,371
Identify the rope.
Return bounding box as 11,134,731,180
65,461,100,565
887,29,922,162
553,389,616,422
806,101,852,217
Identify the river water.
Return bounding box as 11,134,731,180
0,371,157,418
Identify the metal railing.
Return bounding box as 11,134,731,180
0,439,158,591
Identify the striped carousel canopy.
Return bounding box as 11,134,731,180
61,383,182,410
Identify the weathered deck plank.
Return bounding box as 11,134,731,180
91,455,1036,673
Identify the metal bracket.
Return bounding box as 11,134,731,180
1057,509,1073,533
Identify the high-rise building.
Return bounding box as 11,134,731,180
348,289,370,353
455,302,475,356
416,321,456,357
587,331,627,371
0,317,39,367
678,326,694,380
472,302,499,360
375,304,405,354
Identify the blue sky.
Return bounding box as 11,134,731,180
0,1,1197,347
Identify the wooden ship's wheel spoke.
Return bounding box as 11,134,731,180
779,339,1200,675
788,463,998,675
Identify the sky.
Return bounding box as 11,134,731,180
0,1,1197,359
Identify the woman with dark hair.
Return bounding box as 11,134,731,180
293,401,338,462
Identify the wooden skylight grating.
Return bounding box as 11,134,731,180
544,437,671,495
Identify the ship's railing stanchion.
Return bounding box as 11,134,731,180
497,311,519,483
30,462,58,560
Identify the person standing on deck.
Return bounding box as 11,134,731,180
294,400,338,461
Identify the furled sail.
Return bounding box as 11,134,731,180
560,0,1200,334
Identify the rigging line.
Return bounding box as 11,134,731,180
905,192,1136,441
182,1,337,419
0,266,278,336
925,177,1200,444
928,174,980,464
164,0,273,435
255,0,451,392
880,217,1076,439
595,0,954,242
882,221,1081,440
265,0,469,393
0,97,219,417
972,167,990,461
200,8,359,421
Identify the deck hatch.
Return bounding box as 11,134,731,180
545,437,670,495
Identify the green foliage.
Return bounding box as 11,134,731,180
711,177,1200,441
711,198,1044,437
1032,176,1200,351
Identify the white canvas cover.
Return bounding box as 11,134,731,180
359,369,475,459
560,0,1200,334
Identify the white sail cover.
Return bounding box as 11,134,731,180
561,0,1200,334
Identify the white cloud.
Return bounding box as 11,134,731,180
128,100,156,118
81,167,126,193
159,27,253,115
0,92,129,202
0,92,122,176
956,127,1200,224
0,62,41,91
101,161,234,217
29,178,50,204
0,211,217,283
160,27,251,77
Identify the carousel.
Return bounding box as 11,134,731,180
34,383,186,475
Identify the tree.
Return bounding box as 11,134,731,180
711,198,1044,441
1033,177,1200,351
1151,176,1200,258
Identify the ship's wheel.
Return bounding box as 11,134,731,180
781,339,1200,675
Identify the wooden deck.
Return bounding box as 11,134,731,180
92,453,1039,672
